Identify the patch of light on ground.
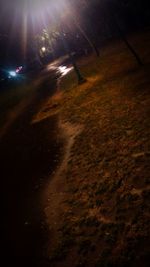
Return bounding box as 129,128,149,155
46,64,57,71
58,65,73,76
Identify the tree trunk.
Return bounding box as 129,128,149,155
74,21,100,57
59,26,86,84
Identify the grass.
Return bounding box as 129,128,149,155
36,30,150,266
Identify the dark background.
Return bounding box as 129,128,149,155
0,0,150,67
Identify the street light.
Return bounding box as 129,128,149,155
21,0,87,83
9,71,17,77
41,46,46,52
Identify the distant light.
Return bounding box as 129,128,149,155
41,47,46,52
9,71,17,77
16,66,23,73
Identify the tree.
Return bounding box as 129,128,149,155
68,0,100,56
109,1,143,66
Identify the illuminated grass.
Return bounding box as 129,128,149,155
47,30,150,267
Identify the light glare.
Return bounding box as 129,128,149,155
9,71,17,77
41,47,46,52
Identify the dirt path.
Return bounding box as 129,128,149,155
42,121,83,258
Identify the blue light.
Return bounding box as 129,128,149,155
9,71,17,77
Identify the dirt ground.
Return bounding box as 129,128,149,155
1,68,65,266
34,30,150,267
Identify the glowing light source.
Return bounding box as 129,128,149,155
41,47,46,52
9,71,17,77
16,66,23,73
